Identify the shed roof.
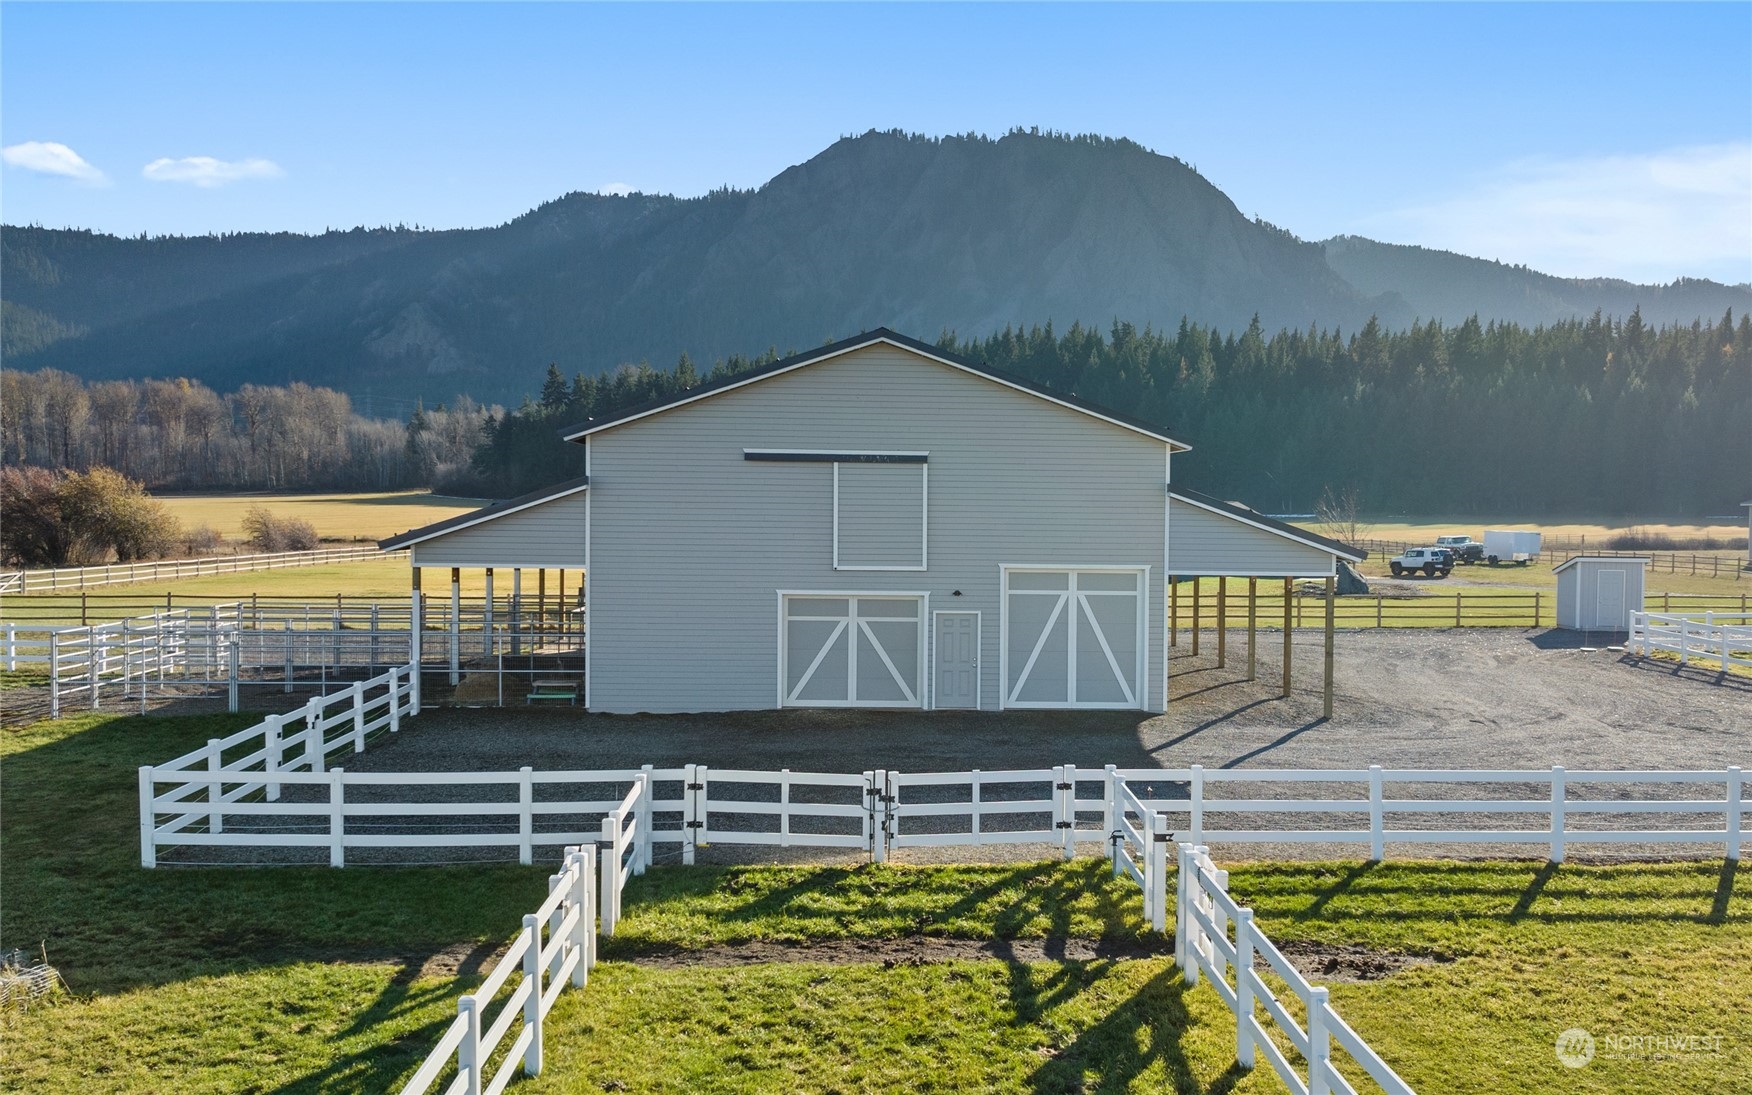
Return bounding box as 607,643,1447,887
558,328,1191,451
1552,554,1650,574
378,476,589,551
1169,488,1366,562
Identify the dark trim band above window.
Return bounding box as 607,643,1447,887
744,450,928,464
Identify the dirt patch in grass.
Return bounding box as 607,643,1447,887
1271,938,1454,982
613,934,1172,969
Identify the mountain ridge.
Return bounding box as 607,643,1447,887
4,129,1745,407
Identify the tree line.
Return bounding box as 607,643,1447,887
0,370,495,492
471,309,1750,517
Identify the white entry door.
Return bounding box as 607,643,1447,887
933,611,980,709
1002,568,1145,709
782,595,924,708
1595,569,1626,630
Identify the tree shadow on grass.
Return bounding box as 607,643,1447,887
1023,964,1248,1095
609,860,1148,954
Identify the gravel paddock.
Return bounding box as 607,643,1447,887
160,629,1749,866
354,628,1748,775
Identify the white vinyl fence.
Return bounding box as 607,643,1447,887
0,545,399,594
1178,844,1414,1095
7,591,591,719
141,746,1748,1094
140,663,420,867
142,748,1748,873
399,845,597,1095
1632,610,1752,669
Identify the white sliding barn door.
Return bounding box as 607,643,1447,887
782,595,923,708
1002,568,1144,709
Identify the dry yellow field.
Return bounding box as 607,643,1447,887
1364,517,1747,544
155,490,489,542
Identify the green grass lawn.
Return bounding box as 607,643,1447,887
3,710,1746,1093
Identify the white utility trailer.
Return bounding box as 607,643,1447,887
1483,529,1542,566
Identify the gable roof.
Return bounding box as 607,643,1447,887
378,476,590,551
1169,487,1366,562
558,327,1191,450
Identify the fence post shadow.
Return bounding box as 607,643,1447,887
1709,858,1738,926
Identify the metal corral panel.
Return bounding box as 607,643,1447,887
410,491,588,568
1167,497,1336,576
1554,556,1647,631
586,342,1168,714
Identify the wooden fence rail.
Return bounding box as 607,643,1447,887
0,546,402,594
1170,585,1751,633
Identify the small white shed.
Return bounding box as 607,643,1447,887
1554,556,1648,632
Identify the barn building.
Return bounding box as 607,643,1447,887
382,329,1362,714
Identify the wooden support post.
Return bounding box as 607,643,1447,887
411,567,423,672
484,568,495,657
558,570,567,640
1323,575,1336,719
1170,577,1178,647
511,568,523,656
538,569,548,646
1246,577,1257,682
1216,578,1227,669
449,567,461,686
1192,580,1201,656
1282,577,1293,699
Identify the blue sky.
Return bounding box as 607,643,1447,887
3,2,1748,283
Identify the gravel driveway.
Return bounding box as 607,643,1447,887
161,629,1747,867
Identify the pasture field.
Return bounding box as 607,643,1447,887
3,708,1747,1094
154,490,487,543
1362,517,1747,548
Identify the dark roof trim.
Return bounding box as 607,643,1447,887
1170,487,1366,563
557,328,1190,451
745,450,927,464
378,476,590,551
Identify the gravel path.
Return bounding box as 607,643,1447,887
160,629,1748,867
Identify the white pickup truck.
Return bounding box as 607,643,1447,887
1388,547,1453,578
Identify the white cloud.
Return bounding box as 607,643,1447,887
142,156,284,188
597,182,634,196
1,141,108,185
1358,143,1752,284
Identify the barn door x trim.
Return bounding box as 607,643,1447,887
999,565,1149,711
777,591,929,708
